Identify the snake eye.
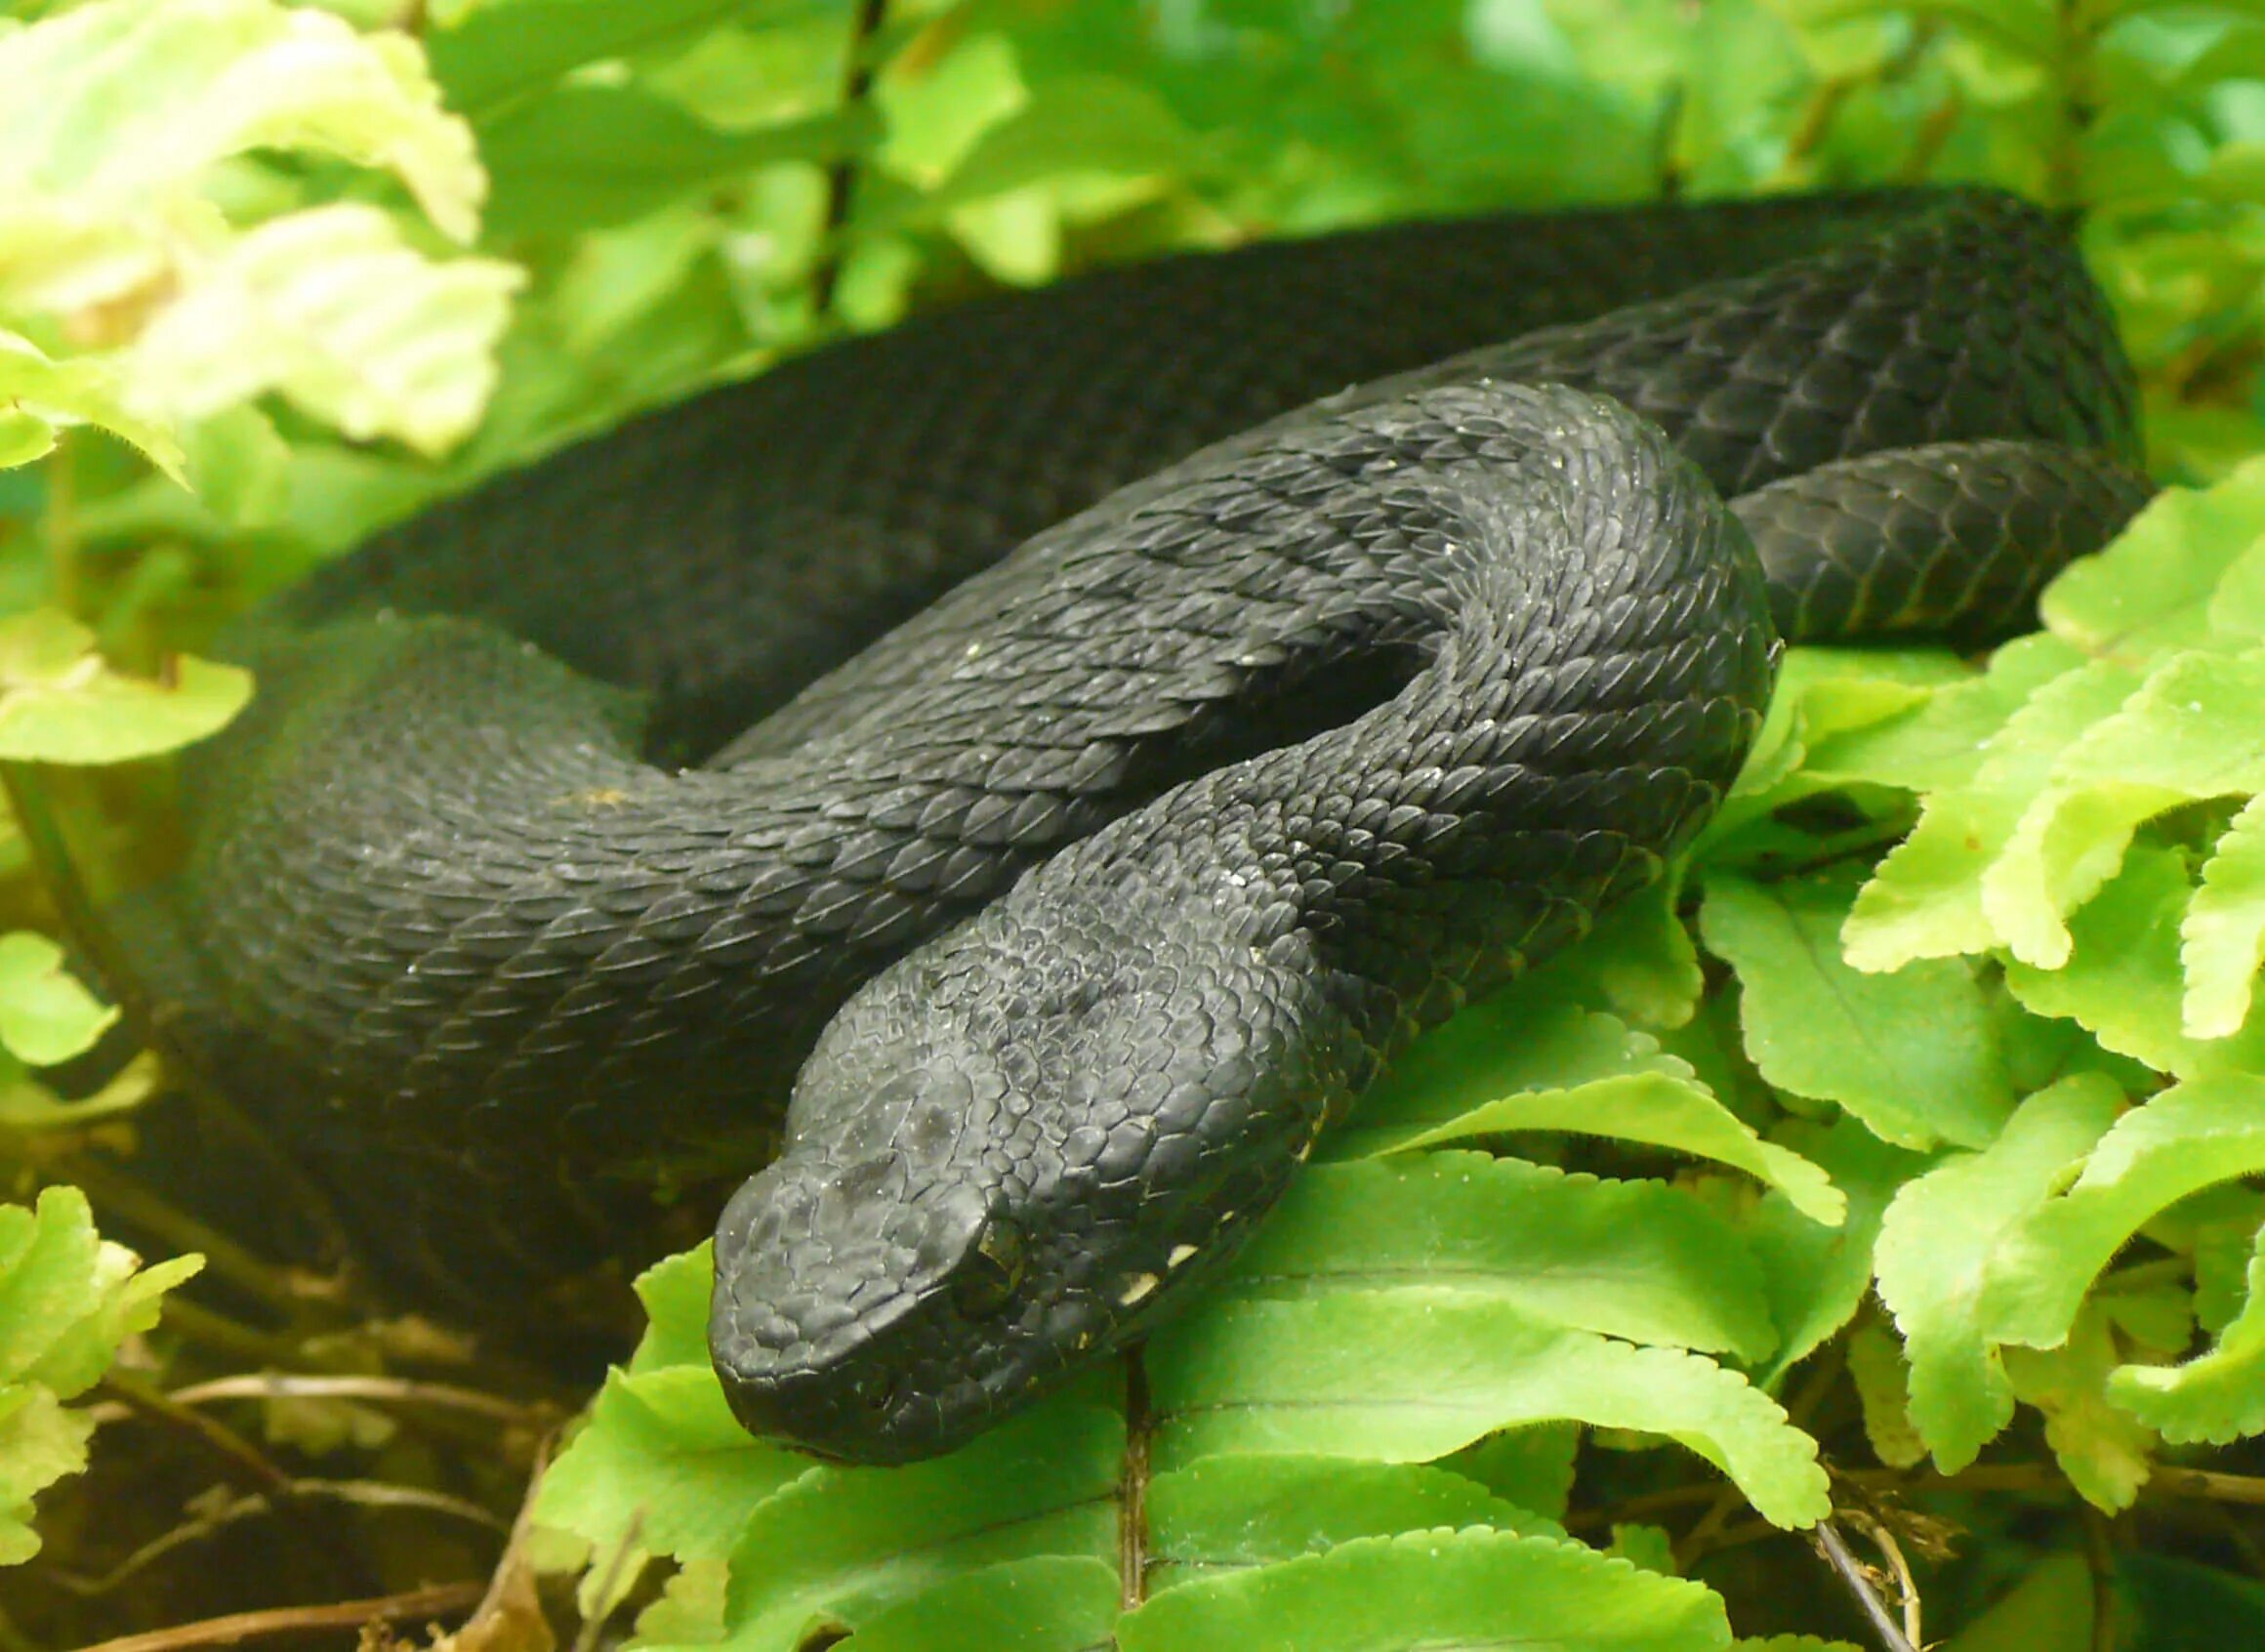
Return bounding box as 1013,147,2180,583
951,1214,1026,1320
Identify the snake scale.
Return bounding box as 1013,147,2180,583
119,187,2151,1463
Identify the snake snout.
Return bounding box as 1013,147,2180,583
707,1149,1053,1463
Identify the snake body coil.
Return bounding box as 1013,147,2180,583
139,188,2148,1462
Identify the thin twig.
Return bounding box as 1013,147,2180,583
57,1481,507,1595
97,1370,296,1497
1812,1518,1918,1652
167,1373,549,1430
64,1582,486,1652
809,0,890,319
1843,1510,1924,1648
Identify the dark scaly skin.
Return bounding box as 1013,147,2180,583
131,188,2150,1461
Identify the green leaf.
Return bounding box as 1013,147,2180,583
0,0,484,250
0,330,182,479
1333,999,1691,1158
0,1186,201,1563
1845,656,2148,972
1845,1322,1925,1469
1223,1155,1779,1362
2006,847,2265,1079
1372,1067,1844,1229
2107,1220,2265,1444
123,204,523,457
2183,794,2265,1038
1737,1117,1925,1389
1987,1076,2265,1353
2003,1300,2159,1511
481,84,870,235
534,1366,809,1567
1118,1527,1733,1652
1148,1292,1831,1528
0,932,116,1067
1147,1455,1562,1593
0,609,250,764
1874,1074,2123,1471
626,1239,717,1377
1983,647,2265,969
1699,866,2011,1148
836,1555,1120,1652
714,1403,1123,1652
2041,455,2265,662
426,0,789,122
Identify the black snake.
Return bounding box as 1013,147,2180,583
117,187,2149,1463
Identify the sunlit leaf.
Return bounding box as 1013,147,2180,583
0,609,250,764
1874,1075,2123,1470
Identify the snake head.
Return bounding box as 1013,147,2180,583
707,859,1351,1464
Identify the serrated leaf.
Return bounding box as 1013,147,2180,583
1147,1454,1561,1593
0,0,483,246
125,204,522,457
1984,648,2265,969
1874,1074,2123,1471
836,1555,1119,1652
1739,1117,1924,1388
1441,1425,1581,1521
1372,1067,1844,1229
0,1186,199,1563
2107,1218,2265,1443
1700,866,2010,1148
1118,1528,1732,1652
1148,1292,1830,1528
1846,1323,1925,1468
2006,847,2265,1078
0,609,249,764
2042,455,2265,661
715,1403,1123,1652
0,329,182,478
1809,633,2083,795
1224,1155,1778,1361
1844,657,2148,971
1329,999,1690,1158
1709,644,1961,837
0,932,116,1067
2183,794,2265,1037
0,1386,93,1566
626,1239,716,1377
535,1365,808,1567
1987,1077,2265,1353
2003,1300,2159,1511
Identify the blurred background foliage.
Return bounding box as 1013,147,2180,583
8,0,2265,1649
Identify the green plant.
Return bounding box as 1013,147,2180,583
9,1,2265,1648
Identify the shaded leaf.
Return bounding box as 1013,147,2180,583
1700,866,2011,1148
1225,1155,1778,1362
1149,1292,1830,1528
1874,1075,2123,1470
1147,1454,1562,1593
1118,1528,1732,1652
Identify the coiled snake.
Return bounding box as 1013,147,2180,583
124,187,2149,1463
